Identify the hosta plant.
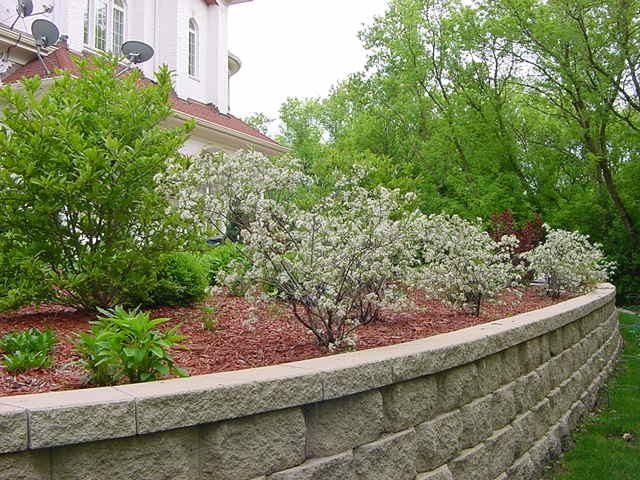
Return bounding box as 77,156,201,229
523,227,614,297
76,306,186,385
414,214,522,316
0,328,57,373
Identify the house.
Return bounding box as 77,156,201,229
0,0,286,155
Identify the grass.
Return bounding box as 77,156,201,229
547,311,640,479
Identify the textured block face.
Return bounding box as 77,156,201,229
0,404,28,453
1,388,136,449
0,450,50,480
51,429,198,480
415,410,462,472
382,375,438,432
268,451,355,480
436,363,479,412
353,429,417,480
304,390,383,457
449,442,490,480
200,408,306,480
416,465,454,480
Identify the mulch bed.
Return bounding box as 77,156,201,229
0,287,572,397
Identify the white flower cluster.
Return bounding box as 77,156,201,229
157,150,310,236
242,178,417,350
523,227,614,297
412,214,523,316
159,150,613,349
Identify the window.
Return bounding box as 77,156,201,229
94,0,107,51
112,0,125,54
188,18,199,77
83,0,127,53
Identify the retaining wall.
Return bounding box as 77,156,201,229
0,284,621,480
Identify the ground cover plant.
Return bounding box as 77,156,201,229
76,306,185,385
547,312,640,480
0,328,57,373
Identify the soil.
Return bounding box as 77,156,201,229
0,287,573,397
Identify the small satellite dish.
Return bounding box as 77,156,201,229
121,41,154,64
31,19,59,48
16,0,34,17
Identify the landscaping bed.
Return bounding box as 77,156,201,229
0,286,571,397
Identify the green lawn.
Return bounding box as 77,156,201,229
547,312,640,479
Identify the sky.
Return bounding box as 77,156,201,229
228,0,389,126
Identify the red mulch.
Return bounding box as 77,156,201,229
0,287,572,397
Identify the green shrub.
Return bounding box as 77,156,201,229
76,306,186,385
0,328,57,373
0,57,199,311
199,242,248,286
150,252,209,306
3,351,52,373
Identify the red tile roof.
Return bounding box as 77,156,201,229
2,43,280,147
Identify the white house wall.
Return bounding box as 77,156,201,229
0,0,232,112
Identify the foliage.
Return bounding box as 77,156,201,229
276,0,640,302
149,252,209,306
199,242,249,286
523,228,614,297
0,55,198,311
239,178,417,349
201,305,219,331
414,214,522,315
0,328,57,373
76,306,185,385
488,210,545,255
243,112,274,135
2,350,52,373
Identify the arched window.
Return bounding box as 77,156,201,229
83,0,127,53
188,18,199,77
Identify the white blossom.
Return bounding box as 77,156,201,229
523,226,614,297
413,214,523,315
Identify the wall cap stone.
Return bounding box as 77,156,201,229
0,284,615,449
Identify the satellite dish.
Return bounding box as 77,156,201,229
121,41,154,64
31,19,59,48
16,0,34,17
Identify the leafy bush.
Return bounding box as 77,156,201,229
0,56,199,311
415,214,523,316
76,306,186,385
149,253,209,306
200,242,249,286
240,180,417,349
523,227,614,297
0,328,57,373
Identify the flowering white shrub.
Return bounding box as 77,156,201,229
413,214,522,316
523,227,614,297
157,150,311,238
240,181,418,349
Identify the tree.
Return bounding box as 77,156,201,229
0,56,197,310
243,112,274,135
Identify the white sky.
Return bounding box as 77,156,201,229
228,0,389,124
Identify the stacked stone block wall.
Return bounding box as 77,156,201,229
0,285,621,479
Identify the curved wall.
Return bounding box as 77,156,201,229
0,284,621,480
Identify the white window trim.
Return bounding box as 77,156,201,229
83,0,127,54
